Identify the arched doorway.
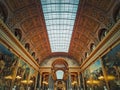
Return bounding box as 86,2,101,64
51,59,69,90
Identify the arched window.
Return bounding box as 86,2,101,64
98,28,107,41
14,28,22,41
36,58,40,64
56,70,64,79
0,2,8,22
32,52,35,59
25,43,30,51
85,52,89,58
90,43,96,52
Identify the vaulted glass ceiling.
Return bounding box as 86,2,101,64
41,0,79,52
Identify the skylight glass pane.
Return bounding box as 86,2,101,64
41,0,79,52
56,70,64,79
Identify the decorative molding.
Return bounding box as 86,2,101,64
40,57,79,67
0,19,40,71
39,67,80,73
80,20,120,72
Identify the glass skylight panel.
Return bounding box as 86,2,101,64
41,0,79,52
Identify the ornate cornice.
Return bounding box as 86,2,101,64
0,19,40,71
80,20,120,72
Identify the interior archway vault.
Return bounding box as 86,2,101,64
0,0,120,90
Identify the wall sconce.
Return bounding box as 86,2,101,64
21,80,33,84
98,76,104,80
107,75,115,80
16,75,22,79
43,81,48,85
72,81,77,85
87,80,100,85
98,75,115,81
4,75,12,80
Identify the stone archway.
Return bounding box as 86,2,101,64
51,59,69,90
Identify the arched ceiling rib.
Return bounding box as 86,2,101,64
4,0,116,63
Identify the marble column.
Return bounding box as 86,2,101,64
66,78,69,90
77,72,80,90
48,74,54,90
39,72,42,90
36,72,40,90
68,72,72,90
80,73,84,90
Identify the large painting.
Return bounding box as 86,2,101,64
83,60,104,90
83,44,120,90
102,44,120,90
0,43,36,90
